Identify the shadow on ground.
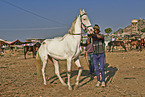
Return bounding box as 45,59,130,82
43,63,118,88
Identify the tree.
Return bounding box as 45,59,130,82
105,28,112,35
141,28,145,33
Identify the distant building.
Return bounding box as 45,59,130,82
114,18,145,36
114,28,123,36
131,19,138,34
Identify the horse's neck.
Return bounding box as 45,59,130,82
75,17,82,41
73,16,82,41
73,16,82,35
74,16,82,34
68,15,82,35
67,15,82,44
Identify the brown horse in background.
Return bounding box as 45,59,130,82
24,42,41,59
108,41,127,52
130,39,142,51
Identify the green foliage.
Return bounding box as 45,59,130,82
121,30,123,33
104,28,112,35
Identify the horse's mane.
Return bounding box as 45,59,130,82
51,16,78,41
68,16,78,34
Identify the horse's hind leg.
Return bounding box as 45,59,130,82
122,45,127,52
112,46,114,52
52,58,67,86
42,59,47,85
74,58,83,89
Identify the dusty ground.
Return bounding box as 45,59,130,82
0,48,145,97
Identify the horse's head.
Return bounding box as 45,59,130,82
34,42,41,48
80,9,94,34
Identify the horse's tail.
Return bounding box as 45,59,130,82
36,50,42,78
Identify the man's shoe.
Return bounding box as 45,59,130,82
96,81,100,87
101,82,105,87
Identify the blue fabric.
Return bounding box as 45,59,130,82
93,53,105,82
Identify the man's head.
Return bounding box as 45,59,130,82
93,24,100,34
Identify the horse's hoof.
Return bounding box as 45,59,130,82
68,87,72,90
43,84,53,88
62,83,67,87
74,85,79,90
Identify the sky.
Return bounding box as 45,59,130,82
0,0,145,41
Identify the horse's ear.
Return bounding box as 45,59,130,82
82,9,85,13
80,9,82,14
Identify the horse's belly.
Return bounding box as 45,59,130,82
72,47,81,59
47,45,71,60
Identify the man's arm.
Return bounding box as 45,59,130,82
96,34,104,39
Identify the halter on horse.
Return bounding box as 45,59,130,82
36,9,93,90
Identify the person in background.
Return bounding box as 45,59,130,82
85,34,94,75
92,24,106,87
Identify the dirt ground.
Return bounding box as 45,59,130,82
0,48,145,97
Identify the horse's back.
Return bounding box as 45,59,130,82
108,41,113,46
108,41,124,46
130,40,139,45
116,41,124,46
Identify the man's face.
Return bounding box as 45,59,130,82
94,28,99,34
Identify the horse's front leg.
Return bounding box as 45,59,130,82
112,46,114,52
24,52,26,59
74,58,83,89
122,45,127,52
33,46,36,58
24,47,27,59
67,58,73,90
52,58,67,86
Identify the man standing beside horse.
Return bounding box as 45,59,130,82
91,24,106,87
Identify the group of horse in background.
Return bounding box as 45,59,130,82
23,37,145,60
107,38,145,52
22,36,145,58
0,41,41,58
1,37,144,59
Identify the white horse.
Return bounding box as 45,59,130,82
36,9,93,90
